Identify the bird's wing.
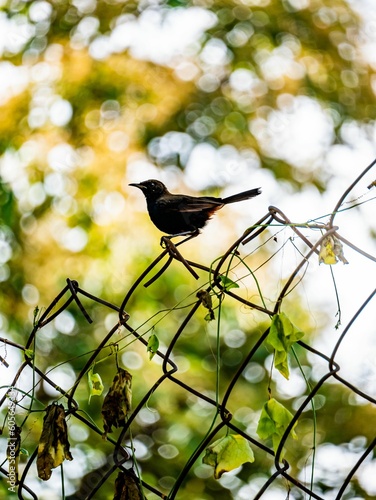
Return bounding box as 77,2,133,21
160,195,223,213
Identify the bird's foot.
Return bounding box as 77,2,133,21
160,235,199,280
160,236,170,249
160,230,199,249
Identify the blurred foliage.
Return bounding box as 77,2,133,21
1,0,376,498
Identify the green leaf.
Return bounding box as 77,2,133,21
88,367,104,403
33,306,40,327
24,349,34,361
147,333,159,360
219,275,239,291
202,434,254,479
267,312,304,379
257,398,297,457
20,448,29,457
204,311,215,322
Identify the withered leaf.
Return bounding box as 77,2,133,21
37,403,73,481
102,368,132,438
196,290,215,321
319,234,348,265
113,470,142,500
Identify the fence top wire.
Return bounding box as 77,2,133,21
1,159,376,499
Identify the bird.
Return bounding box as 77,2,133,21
129,179,261,238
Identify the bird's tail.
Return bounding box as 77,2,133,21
222,187,261,204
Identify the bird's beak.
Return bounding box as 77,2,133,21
129,183,146,191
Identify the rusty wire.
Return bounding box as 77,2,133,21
1,159,376,499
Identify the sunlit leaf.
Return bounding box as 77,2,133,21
257,398,297,458
203,434,254,479
88,367,104,403
219,275,239,291
267,313,304,379
147,333,159,360
319,234,348,265
24,349,34,361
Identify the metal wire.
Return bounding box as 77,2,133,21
1,159,376,499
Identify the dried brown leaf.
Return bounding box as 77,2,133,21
102,368,132,438
37,404,73,481
113,471,142,500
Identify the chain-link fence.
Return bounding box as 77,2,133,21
1,160,376,499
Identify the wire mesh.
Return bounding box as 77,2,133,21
1,159,376,499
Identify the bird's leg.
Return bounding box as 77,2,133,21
175,230,200,247
160,229,200,248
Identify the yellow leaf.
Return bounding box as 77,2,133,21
88,367,104,403
319,235,348,265
203,434,254,479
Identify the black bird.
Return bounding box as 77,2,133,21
129,179,261,238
